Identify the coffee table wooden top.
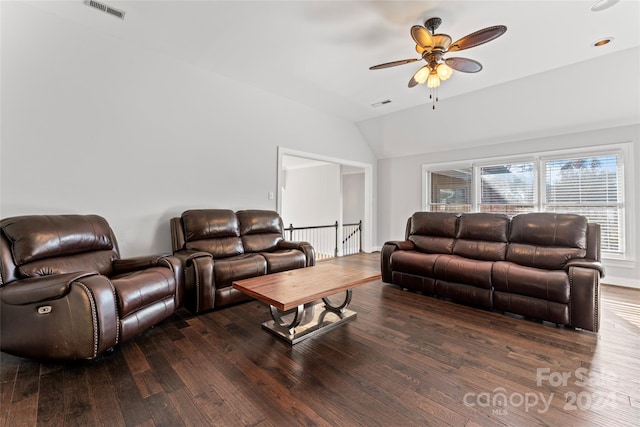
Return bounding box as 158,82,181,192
232,263,381,311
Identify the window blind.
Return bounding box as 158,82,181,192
543,154,623,254
429,168,472,213
480,163,535,214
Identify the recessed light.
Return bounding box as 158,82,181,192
371,100,391,107
593,37,614,47
591,0,619,12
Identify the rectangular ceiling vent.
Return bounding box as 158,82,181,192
371,100,391,108
85,0,126,20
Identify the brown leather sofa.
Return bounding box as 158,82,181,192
0,214,183,360
381,212,605,332
170,209,315,313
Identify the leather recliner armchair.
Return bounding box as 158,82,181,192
0,214,183,360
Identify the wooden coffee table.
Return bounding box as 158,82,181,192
232,263,380,344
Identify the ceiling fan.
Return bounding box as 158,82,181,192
369,17,507,109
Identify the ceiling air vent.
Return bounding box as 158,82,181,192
371,100,391,108
85,0,126,20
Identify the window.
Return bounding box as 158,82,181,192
428,168,472,212
424,146,628,259
542,154,623,254
480,162,535,215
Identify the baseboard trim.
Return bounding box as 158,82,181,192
602,275,640,289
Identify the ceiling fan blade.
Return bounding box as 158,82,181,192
448,25,507,52
411,25,434,50
369,58,419,70
408,66,430,88
445,57,483,73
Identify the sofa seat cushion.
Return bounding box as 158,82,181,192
261,250,306,274
390,251,442,278
433,255,493,290
111,267,177,317
492,261,569,304
213,254,267,287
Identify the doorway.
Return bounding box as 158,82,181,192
277,147,373,256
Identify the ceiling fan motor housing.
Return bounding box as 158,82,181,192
425,17,442,34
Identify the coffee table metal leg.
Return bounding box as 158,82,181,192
262,291,357,344
269,304,304,335
322,289,352,314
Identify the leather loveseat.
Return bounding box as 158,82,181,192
0,214,182,360
170,209,315,313
381,212,604,332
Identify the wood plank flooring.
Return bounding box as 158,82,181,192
1,253,639,426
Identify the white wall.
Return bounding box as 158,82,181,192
377,125,640,288
280,164,341,228
343,172,365,224
0,2,377,257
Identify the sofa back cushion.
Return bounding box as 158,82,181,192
453,213,509,261
237,210,283,253
0,214,117,278
408,212,458,254
507,213,587,269
182,210,244,258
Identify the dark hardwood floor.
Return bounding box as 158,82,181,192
1,253,639,426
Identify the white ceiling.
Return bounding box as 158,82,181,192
22,0,640,156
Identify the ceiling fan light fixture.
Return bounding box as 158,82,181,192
427,72,441,88
414,66,431,84
436,63,453,80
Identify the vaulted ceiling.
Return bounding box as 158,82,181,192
22,1,640,157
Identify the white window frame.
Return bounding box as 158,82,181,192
422,143,634,262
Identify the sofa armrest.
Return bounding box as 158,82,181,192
172,249,213,266
174,250,215,314
568,266,601,332
565,259,605,278
0,272,119,360
384,240,415,251
278,240,316,266
112,254,184,308
0,272,98,305
112,254,172,275
157,255,184,308
380,240,415,283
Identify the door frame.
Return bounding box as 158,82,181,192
277,146,374,253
